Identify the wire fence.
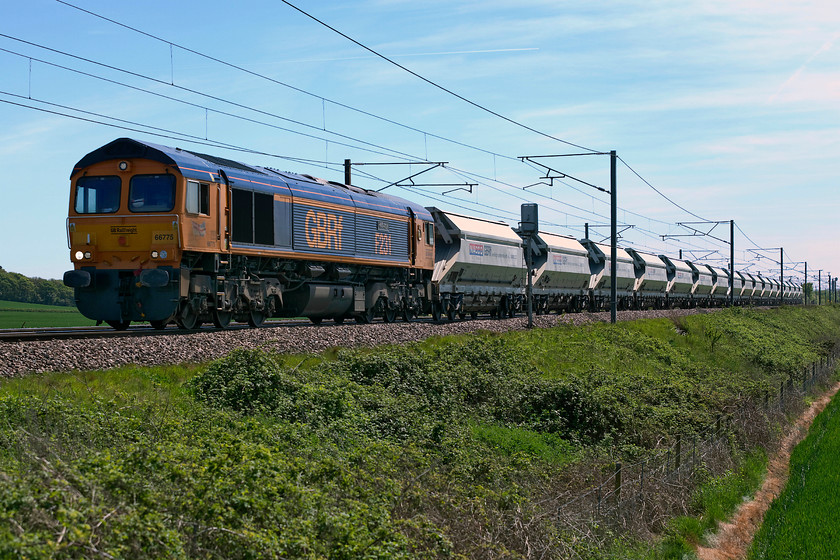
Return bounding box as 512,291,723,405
554,346,840,539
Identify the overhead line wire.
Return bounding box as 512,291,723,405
617,156,710,222
0,38,423,164
0,95,336,168
45,5,720,243
45,2,765,263
277,0,599,153
53,0,523,162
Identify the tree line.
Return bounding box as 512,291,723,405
0,266,75,307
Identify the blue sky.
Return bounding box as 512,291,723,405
1,0,838,286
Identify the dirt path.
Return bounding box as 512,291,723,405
695,380,840,560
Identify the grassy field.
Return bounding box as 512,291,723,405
0,305,838,559
0,299,95,329
748,391,840,559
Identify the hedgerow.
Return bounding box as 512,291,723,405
1,305,839,559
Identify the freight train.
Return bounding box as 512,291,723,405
63,138,802,330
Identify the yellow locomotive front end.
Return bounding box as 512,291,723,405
64,141,203,329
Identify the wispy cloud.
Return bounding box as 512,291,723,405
262,47,539,66
768,30,840,104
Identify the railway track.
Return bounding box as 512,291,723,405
0,316,452,343
0,307,725,378
0,320,318,343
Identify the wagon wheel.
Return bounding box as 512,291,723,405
334,316,346,325
446,302,456,322
248,308,266,328
470,311,478,320
107,320,131,331
177,301,201,330
149,319,168,330
212,309,232,329
383,306,397,323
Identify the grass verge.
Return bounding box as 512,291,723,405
747,387,840,559
0,305,838,558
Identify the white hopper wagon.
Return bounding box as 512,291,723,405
626,248,670,308
428,208,525,319
529,232,593,313
660,256,697,307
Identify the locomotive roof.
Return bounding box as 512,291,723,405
72,138,432,221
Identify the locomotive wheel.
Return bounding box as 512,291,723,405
401,306,415,322
107,320,130,331
212,309,232,329
150,320,168,330
248,309,266,328
310,317,323,325
356,306,376,324
177,302,201,330
334,316,345,325
383,307,397,323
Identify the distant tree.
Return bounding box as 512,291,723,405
0,268,75,306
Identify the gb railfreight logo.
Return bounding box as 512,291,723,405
469,243,491,257
110,226,138,234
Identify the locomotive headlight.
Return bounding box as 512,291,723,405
151,250,159,259
83,251,92,259
74,250,84,261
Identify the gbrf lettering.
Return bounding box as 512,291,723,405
305,209,343,250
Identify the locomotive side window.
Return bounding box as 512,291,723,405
425,222,435,246
253,192,274,245
186,181,210,215
231,188,253,243
129,174,176,212
231,188,274,245
74,176,121,214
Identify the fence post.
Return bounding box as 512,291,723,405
640,461,645,497
693,435,697,470
597,485,602,517
675,435,682,474
615,463,622,504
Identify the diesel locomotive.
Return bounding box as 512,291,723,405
63,138,802,330
63,138,436,329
